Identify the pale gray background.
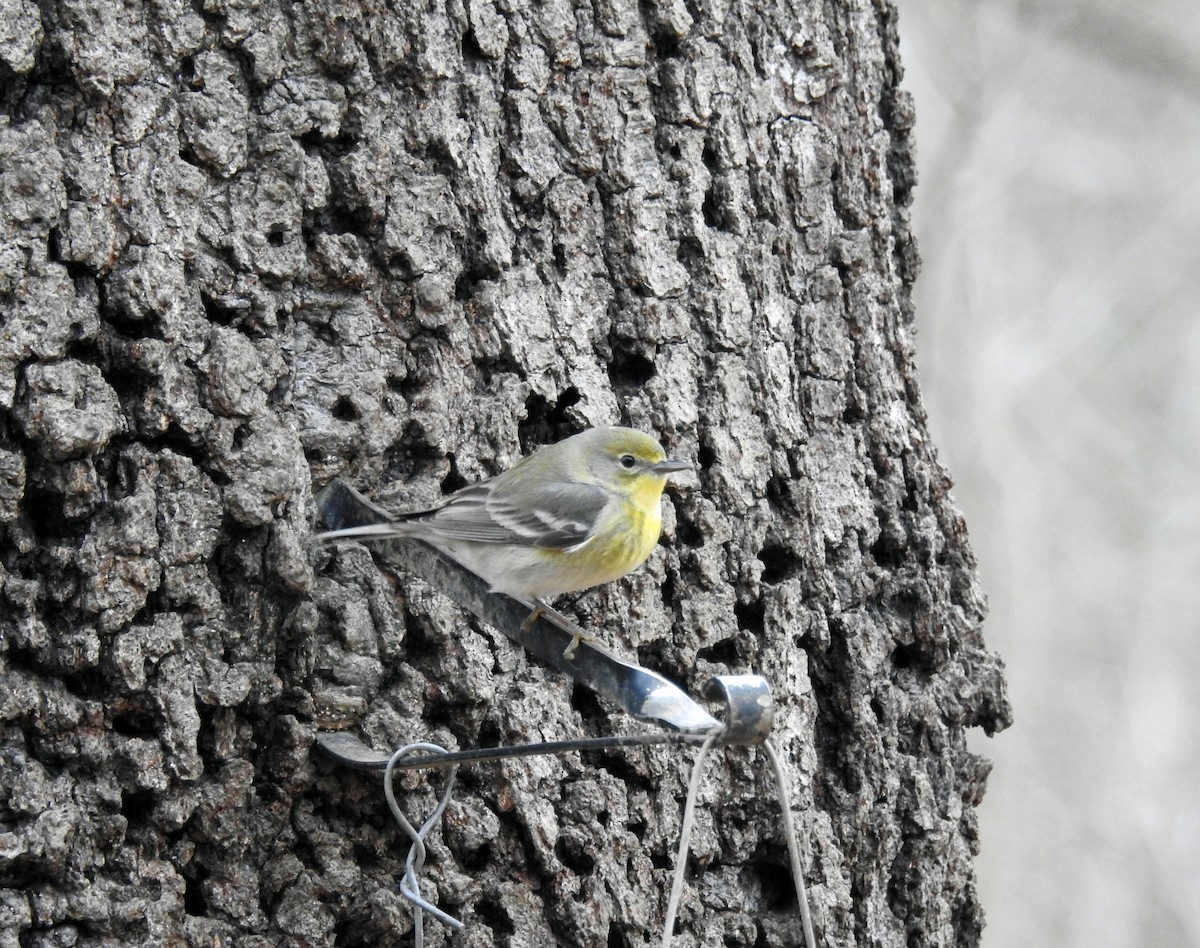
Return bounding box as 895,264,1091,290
898,0,1200,944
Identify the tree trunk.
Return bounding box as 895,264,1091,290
0,1,1010,946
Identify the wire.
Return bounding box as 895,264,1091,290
659,733,719,947
658,738,816,948
378,735,816,948
764,738,816,948
383,742,464,945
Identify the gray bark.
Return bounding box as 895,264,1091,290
0,1,1010,946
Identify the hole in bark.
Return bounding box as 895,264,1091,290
697,636,739,666
555,838,595,876
734,597,764,634
395,367,428,402
870,531,906,569
569,681,606,726
61,669,108,701
461,28,485,62
634,643,686,684
297,128,359,155
177,144,200,170
756,849,797,911
179,55,196,84
112,707,158,739
47,226,66,264
183,864,208,916
889,586,923,621
648,26,681,60
453,244,500,301
22,482,88,537
608,922,632,947
607,348,656,388
892,640,931,672
331,395,359,421
398,607,442,664
757,543,800,584
312,204,373,240
477,352,526,388
519,388,583,451
674,514,702,548
702,186,721,228
121,787,155,817
462,841,491,872
440,454,467,494
477,718,501,748
659,574,676,609
766,473,799,517
475,898,515,935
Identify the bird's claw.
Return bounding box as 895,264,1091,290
517,599,593,660
519,604,545,636
563,629,598,660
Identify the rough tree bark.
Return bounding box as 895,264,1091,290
0,0,1010,946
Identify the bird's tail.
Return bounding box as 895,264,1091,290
311,522,412,543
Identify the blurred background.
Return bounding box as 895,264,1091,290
897,0,1200,944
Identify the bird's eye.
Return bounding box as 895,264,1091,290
619,454,637,469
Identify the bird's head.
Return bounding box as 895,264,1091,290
586,427,692,494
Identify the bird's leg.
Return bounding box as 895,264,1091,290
563,629,585,661
551,604,595,661
515,597,594,660
540,592,598,659
519,600,546,634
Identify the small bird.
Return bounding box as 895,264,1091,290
314,427,691,612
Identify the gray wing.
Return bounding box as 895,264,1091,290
408,480,610,550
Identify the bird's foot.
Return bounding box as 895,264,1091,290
562,629,597,661
519,604,545,635
516,598,594,660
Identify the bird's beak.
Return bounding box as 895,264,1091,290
650,458,693,475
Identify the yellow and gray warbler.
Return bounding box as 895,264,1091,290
313,427,692,606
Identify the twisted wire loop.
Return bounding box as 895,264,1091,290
383,742,464,946
658,737,817,948
371,732,815,948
